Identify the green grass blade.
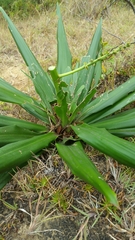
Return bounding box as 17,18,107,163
0,7,55,103
0,125,43,146
0,132,57,173
56,141,119,207
0,115,47,132
56,3,72,74
72,123,135,168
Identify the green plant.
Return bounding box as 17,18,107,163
0,4,135,208
51,189,69,212
0,0,58,18
0,0,15,12
10,0,35,18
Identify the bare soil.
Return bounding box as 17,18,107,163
0,150,135,240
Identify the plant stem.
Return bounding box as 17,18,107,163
58,43,131,78
48,66,60,93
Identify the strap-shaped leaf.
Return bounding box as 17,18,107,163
93,60,102,87
87,20,102,62
0,115,47,132
0,7,55,103
0,77,49,123
74,20,102,103
0,77,34,104
69,85,85,113
79,76,135,121
21,102,50,123
56,141,119,207
90,108,135,137
72,123,135,168
0,163,28,190
68,62,79,99
69,88,96,123
83,92,135,124
0,132,57,172
0,170,15,190
90,108,135,129
54,92,68,127
109,128,135,137
0,125,43,146
56,3,72,74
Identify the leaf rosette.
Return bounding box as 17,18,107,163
0,4,135,208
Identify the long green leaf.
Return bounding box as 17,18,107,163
90,108,135,129
0,161,30,190
109,128,135,137
79,76,135,121
93,59,102,87
0,7,55,103
0,77,34,104
54,92,68,127
72,123,135,168
91,108,135,137
0,125,43,146
69,88,96,123
56,141,119,207
0,170,15,190
0,132,57,172
21,102,50,123
69,85,85,113
0,114,46,132
83,91,135,124
67,62,79,100
73,19,102,103
56,3,72,74
0,77,50,123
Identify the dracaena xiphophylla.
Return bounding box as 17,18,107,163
0,4,135,208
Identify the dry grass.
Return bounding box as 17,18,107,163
0,1,135,239
0,1,135,90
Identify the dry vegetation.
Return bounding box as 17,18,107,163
0,1,135,239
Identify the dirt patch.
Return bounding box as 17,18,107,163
0,151,135,240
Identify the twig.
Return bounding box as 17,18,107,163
124,0,135,14
102,27,125,44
